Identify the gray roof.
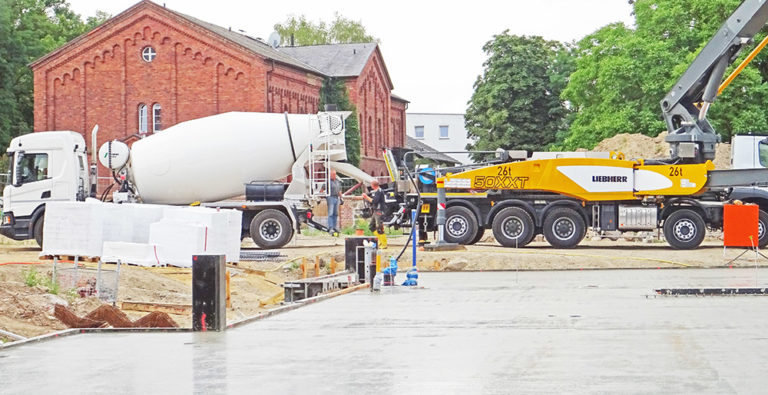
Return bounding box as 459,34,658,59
405,136,460,165
166,8,323,75
277,43,377,77
390,93,409,102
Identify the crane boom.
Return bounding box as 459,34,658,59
661,0,768,163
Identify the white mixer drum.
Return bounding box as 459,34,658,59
129,112,320,204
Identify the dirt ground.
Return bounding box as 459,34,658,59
0,231,764,344
593,131,732,169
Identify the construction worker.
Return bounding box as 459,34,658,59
363,179,387,248
326,170,342,235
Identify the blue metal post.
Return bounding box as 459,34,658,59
411,209,417,268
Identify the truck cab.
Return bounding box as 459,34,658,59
731,134,768,169
1,131,90,246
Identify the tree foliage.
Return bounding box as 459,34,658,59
319,78,361,167
559,0,768,149
0,0,108,149
273,13,377,46
465,33,573,157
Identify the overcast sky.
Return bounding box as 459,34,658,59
64,0,634,113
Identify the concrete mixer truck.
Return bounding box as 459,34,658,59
0,111,373,249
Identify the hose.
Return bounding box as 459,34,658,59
100,183,115,202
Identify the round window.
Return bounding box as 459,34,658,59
141,46,157,62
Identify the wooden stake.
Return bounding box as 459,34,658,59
314,256,320,277
301,257,307,279
330,257,336,274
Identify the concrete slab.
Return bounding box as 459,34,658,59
2,269,768,393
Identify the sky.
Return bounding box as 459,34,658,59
64,0,635,114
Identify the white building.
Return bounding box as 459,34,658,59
405,113,475,164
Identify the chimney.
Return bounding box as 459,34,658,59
290,33,295,47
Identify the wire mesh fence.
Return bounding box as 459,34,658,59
55,262,120,303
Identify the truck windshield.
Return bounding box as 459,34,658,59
17,153,49,184
760,140,768,168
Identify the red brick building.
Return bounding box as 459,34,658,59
30,0,406,177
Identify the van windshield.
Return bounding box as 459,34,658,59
759,140,768,168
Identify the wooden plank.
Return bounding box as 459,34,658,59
259,291,284,307
121,301,192,316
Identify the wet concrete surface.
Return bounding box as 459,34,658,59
3,268,768,394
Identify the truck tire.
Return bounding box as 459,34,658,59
467,227,486,245
492,207,535,247
443,206,478,245
663,209,705,250
249,209,293,249
34,218,44,248
759,210,768,249
543,207,585,249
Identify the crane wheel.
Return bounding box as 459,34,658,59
443,206,479,245
542,207,585,249
492,207,535,248
467,227,486,245
758,210,768,249
663,209,705,250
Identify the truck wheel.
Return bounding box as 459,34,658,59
467,227,486,245
443,206,478,244
543,207,585,249
758,210,768,249
250,209,293,249
492,207,535,247
663,209,705,250
34,218,44,248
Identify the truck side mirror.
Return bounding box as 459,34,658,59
12,152,24,187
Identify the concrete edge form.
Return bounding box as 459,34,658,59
227,282,370,329
0,282,370,351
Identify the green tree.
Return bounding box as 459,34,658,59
0,0,109,149
465,33,573,157
273,12,377,46
319,78,360,166
561,0,768,149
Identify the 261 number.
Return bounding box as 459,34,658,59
668,166,683,177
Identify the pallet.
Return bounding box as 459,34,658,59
40,255,100,262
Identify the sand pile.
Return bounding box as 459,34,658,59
593,132,731,169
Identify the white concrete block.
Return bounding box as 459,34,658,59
102,242,160,267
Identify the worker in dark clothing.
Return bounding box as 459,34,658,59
363,179,387,248
326,170,342,235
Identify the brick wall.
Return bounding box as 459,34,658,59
31,1,404,189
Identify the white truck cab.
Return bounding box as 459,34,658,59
1,131,90,245
731,135,768,169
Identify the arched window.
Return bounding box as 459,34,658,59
152,103,162,132
138,104,148,134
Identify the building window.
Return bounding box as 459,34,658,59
439,125,449,139
414,126,424,139
138,104,148,134
142,46,157,62
152,103,162,132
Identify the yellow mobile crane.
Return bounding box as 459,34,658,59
385,0,768,250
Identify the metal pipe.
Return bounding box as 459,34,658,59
719,34,768,96
436,178,447,243
0,328,27,341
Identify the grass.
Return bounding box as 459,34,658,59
21,267,59,295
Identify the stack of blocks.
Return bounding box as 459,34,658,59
42,201,242,267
